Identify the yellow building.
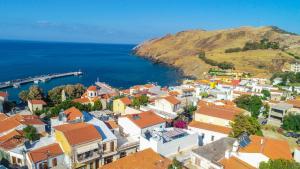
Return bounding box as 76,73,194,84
113,97,132,115
54,122,117,169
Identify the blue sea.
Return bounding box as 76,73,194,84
0,40,183,101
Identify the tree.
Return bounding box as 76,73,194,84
261,90,271,100
92,100,103,111
282,114,300,132
234,95,263,118
168,158,183,169
19,90,29,102
132,95,149,108
23,125,40,141
230,113,262,138
259,159,300,169
27,86,44,100
48,84,85,105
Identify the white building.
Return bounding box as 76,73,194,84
188,121,231,145
139,127,198,157
117,111,166,139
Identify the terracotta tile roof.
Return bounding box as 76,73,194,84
64,107,83,121
28,143,63,163
219,156,255,169
126,111,166,129
188,121,231,134
239,135,292,160
105,120,119,129
197,101,243,121
101,148,171,169
169,91,180,96
0,117,22,133
163,96,181,105
0,130,23,142
29,100,47,105
120,89,130,95
0,113,8,121
144,84,155,89
12,114,45,125
0,92,8,98
119,97,132,105
0,135,25,150
73,97,90,104
286,99,300,108
54,123,102,146
87,85,97,91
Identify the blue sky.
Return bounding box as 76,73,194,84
0,0,299,44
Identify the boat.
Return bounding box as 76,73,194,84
34,80,39,84
13,83,20,88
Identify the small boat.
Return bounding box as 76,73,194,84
34,80,39,84
13,83,20,88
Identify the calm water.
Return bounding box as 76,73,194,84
0,40,183,101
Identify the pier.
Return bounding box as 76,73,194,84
0,71,83,89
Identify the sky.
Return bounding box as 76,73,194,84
0,0,299,44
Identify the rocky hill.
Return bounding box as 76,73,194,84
134,26,300,78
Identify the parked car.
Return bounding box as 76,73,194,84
284,132,300,138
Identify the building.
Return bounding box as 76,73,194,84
73,86,103,107
154,96,182,114
139,127,198,157
28,100,47,113
191,134,292,169
113,97,132,115
118,111,166,139
51,107,84,128
26,143,65,169
291,63,300,73
101,148,171,169
188,120,231,145
268,102,293,126
0,92,8,113
195,100,244,127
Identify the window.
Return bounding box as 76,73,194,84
52,158,57,167
103,143,107,151
17,158,21,164
201,133,205,139
110,141,114,151
211,135,214,142
120,152,126,158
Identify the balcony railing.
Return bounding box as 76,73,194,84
76,150,102,163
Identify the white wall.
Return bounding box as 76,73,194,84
140,130,198,157
295,149,300,163
232,152,269,168
155,99,174,113
188,126,228,145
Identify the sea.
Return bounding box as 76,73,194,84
0,40,184,101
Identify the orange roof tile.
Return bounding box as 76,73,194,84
87,85,97,91
12,114,45,125
239,135,292,160
73,97,90,104
54,123,102,146
188,121,231,134
119,97,132,105
28,143,63,163
101,148,171,169
163,96,181,105
29,100,47,105
105,120,119,129
0,113,8,121
126,111,166,129
286,99,300,108
0,130,23,142
64,107,83,121
0,118,22,133
197,101,243,121
219,156,255,169
0,135,25,150
169,91,180,96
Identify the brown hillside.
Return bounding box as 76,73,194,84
134,26,300,78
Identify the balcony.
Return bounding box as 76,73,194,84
76,149,102,163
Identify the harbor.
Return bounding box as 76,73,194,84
0,71,83,89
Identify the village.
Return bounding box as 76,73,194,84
1,64,300,169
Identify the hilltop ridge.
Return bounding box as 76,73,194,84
134,26,300,78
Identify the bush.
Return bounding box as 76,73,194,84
198,52,235,70
225,47,242,53
23,125,40,141
230,113,262,138
234,95,263,118
259,159,300,169
282,114,300,132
